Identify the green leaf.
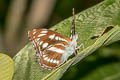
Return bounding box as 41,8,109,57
0,53,14,80
84,62,120,80
13,0,120,80
68,45,120,80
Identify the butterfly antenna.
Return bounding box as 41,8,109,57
70,8,75,40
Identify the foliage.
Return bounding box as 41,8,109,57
0,53,14,80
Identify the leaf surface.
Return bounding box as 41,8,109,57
0,53,14,80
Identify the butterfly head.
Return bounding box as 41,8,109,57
61,34,78,63
66,34,78,55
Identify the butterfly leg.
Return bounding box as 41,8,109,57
76,43,84,50
74,43,84,55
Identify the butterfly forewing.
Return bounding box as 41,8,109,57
28,28,72,69
28,28,71,49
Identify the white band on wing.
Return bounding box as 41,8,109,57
47,47,65,54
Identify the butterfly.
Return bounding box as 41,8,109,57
28,8,78,70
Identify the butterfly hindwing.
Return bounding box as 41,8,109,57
39,41,69,69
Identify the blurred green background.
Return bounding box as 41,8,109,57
0,0,120,80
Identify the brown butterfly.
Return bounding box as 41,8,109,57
28,8,78,70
